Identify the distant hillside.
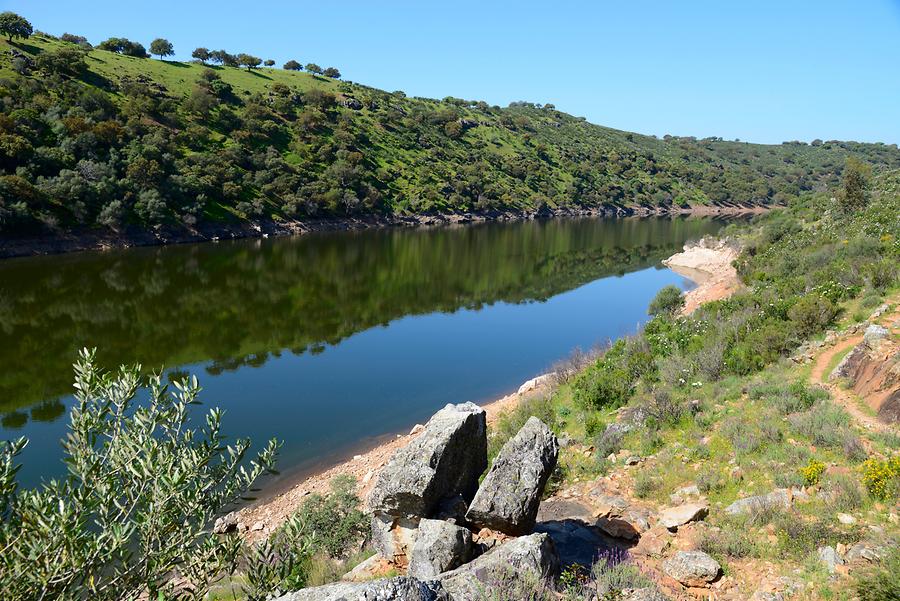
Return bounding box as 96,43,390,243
2,27,900,244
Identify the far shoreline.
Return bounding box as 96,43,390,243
0,203,768,260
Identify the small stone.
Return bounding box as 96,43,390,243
250,520,265,532
817,546,844,573
661,550,721,586
846,542,883,563
658,503,709,530
837,513,856,525
213,511,239,534
624,455,641,466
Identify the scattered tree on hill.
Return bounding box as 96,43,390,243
264,59,275,67
840,157,871,213
323,67,341,79
191,47,210,64
237,53,262,71
305,63,323,75
0,12,32,42
98,37,148,57
209,49,238,67
60,32,90,47
149,38,174,60
283,59,302,71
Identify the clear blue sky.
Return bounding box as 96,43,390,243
8,0,900,144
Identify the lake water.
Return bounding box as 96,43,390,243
0,216,729,489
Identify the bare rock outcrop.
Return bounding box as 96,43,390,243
466,417,559,535
369,402,487,517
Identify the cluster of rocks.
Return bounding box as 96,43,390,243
278,403,561,600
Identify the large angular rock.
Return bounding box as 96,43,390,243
369,403,487,517
661,550,720,586
274,576,446,601
437,533,559,600
408,519,473,580
371,512,419,566
466,417,559,535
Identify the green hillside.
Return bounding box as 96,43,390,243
2,27,900,239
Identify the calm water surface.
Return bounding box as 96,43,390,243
0,217,729,488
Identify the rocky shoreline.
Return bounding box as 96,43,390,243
0,203,767,259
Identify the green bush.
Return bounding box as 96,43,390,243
633,470,661,499
648,285,685,317
0,349,279,601
572,339,654,410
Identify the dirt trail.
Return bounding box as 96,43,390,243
809,301,899,434
809,333,890,433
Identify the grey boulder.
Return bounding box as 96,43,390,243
369,403,487,517
466,417,559,535
437,533,559,600
661,550,721,586
274,576,446,601
408,519,473,580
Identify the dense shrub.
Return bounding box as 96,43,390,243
647,284,684,317
573,339,654,410
0,350,279,600
861,456,900,501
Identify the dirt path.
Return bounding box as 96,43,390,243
808,333,890,433
809,299,899,435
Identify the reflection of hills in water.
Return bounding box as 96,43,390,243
0,216,728,423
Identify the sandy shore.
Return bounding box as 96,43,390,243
232,242,742,540
663,237,741,314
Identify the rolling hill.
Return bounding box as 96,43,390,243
2,28,900,249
